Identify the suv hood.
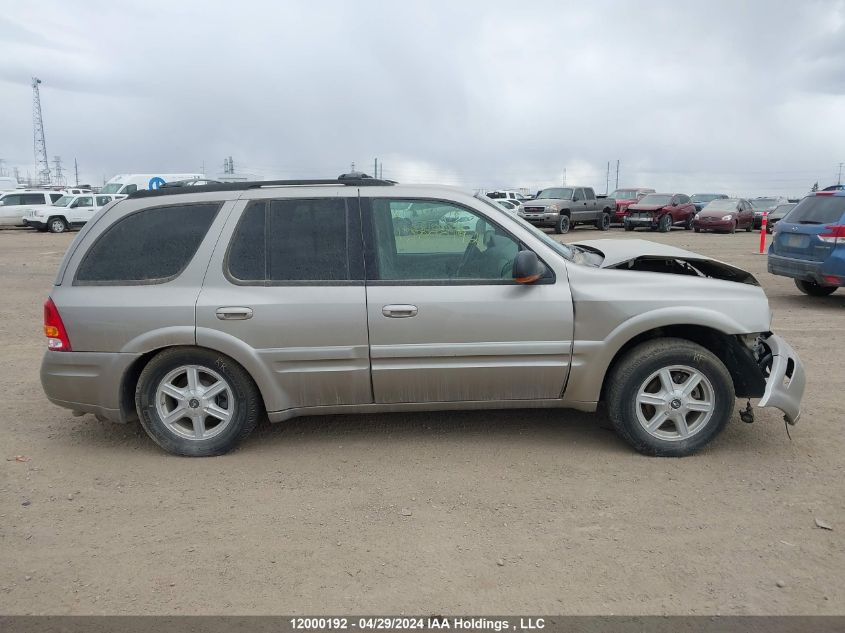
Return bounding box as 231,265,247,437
627,204,666,212
574,238,759,285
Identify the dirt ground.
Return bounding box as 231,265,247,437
0,225,842,616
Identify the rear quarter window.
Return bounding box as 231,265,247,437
74,203,220,284
785,196,845,225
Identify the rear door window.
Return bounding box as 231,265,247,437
785,196,845,225
227,198,359,283
75,203,220,284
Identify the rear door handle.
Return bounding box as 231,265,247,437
216,307,253,320
382,304,418,318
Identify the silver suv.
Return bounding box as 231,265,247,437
40,176,805,457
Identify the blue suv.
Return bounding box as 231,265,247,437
768,191,845,296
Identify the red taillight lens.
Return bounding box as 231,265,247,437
43,298,71,351
818,224,845,244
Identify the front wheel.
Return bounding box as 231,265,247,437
605,338,734,457
554,214,570,234
136,347,262,456
729,221,737,234
48,217,68,234
794,279,837,296
658,214,672,233
624,221,635,232
684,215,693,230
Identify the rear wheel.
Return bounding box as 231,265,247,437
624,221,635,232
658,214,672,233
605,338,734,457
748,221,754,233
595,212,611,231
794,279,837,296
48,217,68,234
136,347,262,456
554,214,570,234
684,215,693,230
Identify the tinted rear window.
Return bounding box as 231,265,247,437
227,198,352,282
75,203,220,283
784,196,845,225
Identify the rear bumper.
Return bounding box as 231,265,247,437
40,351,140,423
767,253,842,285
758,334,805,425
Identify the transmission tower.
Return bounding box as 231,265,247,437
32,77,51,185
52,156,66,186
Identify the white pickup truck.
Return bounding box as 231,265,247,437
23,193,117,233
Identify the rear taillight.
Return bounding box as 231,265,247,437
43,298,71,351
818,224,845,244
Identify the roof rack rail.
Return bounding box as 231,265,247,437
128,173,396,199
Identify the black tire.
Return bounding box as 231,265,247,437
748,222,755,233
136,347,262,456
48,217,68,234
794,279,837,296
658,214,671,233
605,338,734,457
554,214,570,234
595,212,611,231
694,227,701,233
624,221,635,232
684,215,693,230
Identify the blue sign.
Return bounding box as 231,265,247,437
148,176,166,190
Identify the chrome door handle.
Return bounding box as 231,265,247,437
216,307,253,320
382,304,418,318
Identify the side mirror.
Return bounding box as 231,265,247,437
513,250,545,284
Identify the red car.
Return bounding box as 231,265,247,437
692,198,755,233
609,187,655,222
624,193,697,232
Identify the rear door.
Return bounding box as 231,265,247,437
195,190,372,415
362,196,573,404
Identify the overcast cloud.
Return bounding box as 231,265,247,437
1,0,844,196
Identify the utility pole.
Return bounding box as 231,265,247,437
74,158,79,186
0,159,6,177
350,162,356,173
562,168,567,186
52,156,65,186
838,162,843,186
32,77,51,185
605,161,610,194
228,156,234,174
13,167,21,184
374,158,378,179
615,160,620,189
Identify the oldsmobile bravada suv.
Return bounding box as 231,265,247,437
41,176,805,457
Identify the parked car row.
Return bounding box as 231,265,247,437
0,189,119,233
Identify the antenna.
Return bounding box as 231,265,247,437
32,77,51,185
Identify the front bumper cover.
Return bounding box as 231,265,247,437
758,334,805,425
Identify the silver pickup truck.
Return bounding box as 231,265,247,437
519,186,613,234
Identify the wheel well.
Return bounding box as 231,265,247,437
118,346,268,423
560,209,570,216
599,325,766,402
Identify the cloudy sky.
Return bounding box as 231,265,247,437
1,0,843,196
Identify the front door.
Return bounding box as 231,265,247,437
362,197,574,404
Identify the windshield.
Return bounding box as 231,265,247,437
750,198,777,209
536,188,573,200
638,194,673,206
692,194,723,203
473,193,599,266
771,204,796,217
609,190,643,200
53,195,74,207
100,183,123,194
783,196,845,225
701,199,737,211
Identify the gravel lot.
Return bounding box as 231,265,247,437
0,226,842,615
